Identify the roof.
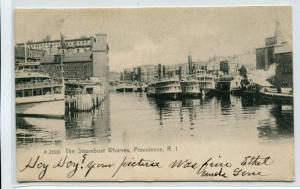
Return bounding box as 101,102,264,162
16,62,41,66
16,37,94,45
41,54,55,63
41,52,92,64
15,71,50,79
275,44,292,54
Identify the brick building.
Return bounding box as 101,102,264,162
16,36,95,55
17,33,110,94
15,46,46,63
40,52,93,80
256,21,288,70
122,64,159,82
274,45,293,92
219,60,229,75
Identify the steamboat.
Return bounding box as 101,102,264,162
147,79,182,100
15,62,65,119
195,71,215,96
180,79,201,98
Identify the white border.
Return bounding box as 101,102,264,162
1,0,300,188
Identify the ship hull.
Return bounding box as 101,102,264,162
260,92,293,105
181,92,201,98
150,92,181,100
201,88,214,96
155,92,181,100
16,96,65,119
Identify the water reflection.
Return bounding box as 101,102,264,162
16,92,293,148
65,94,111,145
16,117,65,146
17,95,111,148
147,93,293,143
257,104,294,141
218,94,231,114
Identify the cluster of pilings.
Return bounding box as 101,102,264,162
66,94,104,112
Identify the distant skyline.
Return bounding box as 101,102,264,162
15,7,292,72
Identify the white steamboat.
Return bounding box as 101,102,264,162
147,79,182,100
180,79,201,98
15,62,65,118
195,71,215,96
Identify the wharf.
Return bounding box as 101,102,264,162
65,78,108,112
260,91,293,104
115,82,145,92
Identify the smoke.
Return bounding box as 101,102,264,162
247,63,276,87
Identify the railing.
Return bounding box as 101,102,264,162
16,81,62,90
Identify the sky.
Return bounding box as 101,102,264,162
15,7,292,72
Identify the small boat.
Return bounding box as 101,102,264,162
242,83,262,97
15,62,65,119
147,78,182,100
180,79,201,98
231,78,249,96
214,75,234,95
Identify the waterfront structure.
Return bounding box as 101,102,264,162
230,52,256,74
120,54,210,82
65,78,104,112
193,61,207,74
16,35,95,55
122,64,159,82
256,21,288,70
15,46,46,63
274,45,293,92
19,34,110,95
220,60,229,75
16,34,109,78
120,53,251,83
144,64,159,81
41,52,93,80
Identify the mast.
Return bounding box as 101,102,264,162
60,32,65,95
24,43,27,63
60,53,65,95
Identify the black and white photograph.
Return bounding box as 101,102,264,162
14,7,294,181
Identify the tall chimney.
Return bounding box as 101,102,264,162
179,66,182,80
24,43,27,63
158,64,162,80
162,65,166,78
188,55,193,75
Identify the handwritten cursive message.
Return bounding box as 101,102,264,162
19,153,273,180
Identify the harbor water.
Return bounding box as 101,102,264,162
16,92,294,148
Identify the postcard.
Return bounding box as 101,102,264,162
15,7,294,181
